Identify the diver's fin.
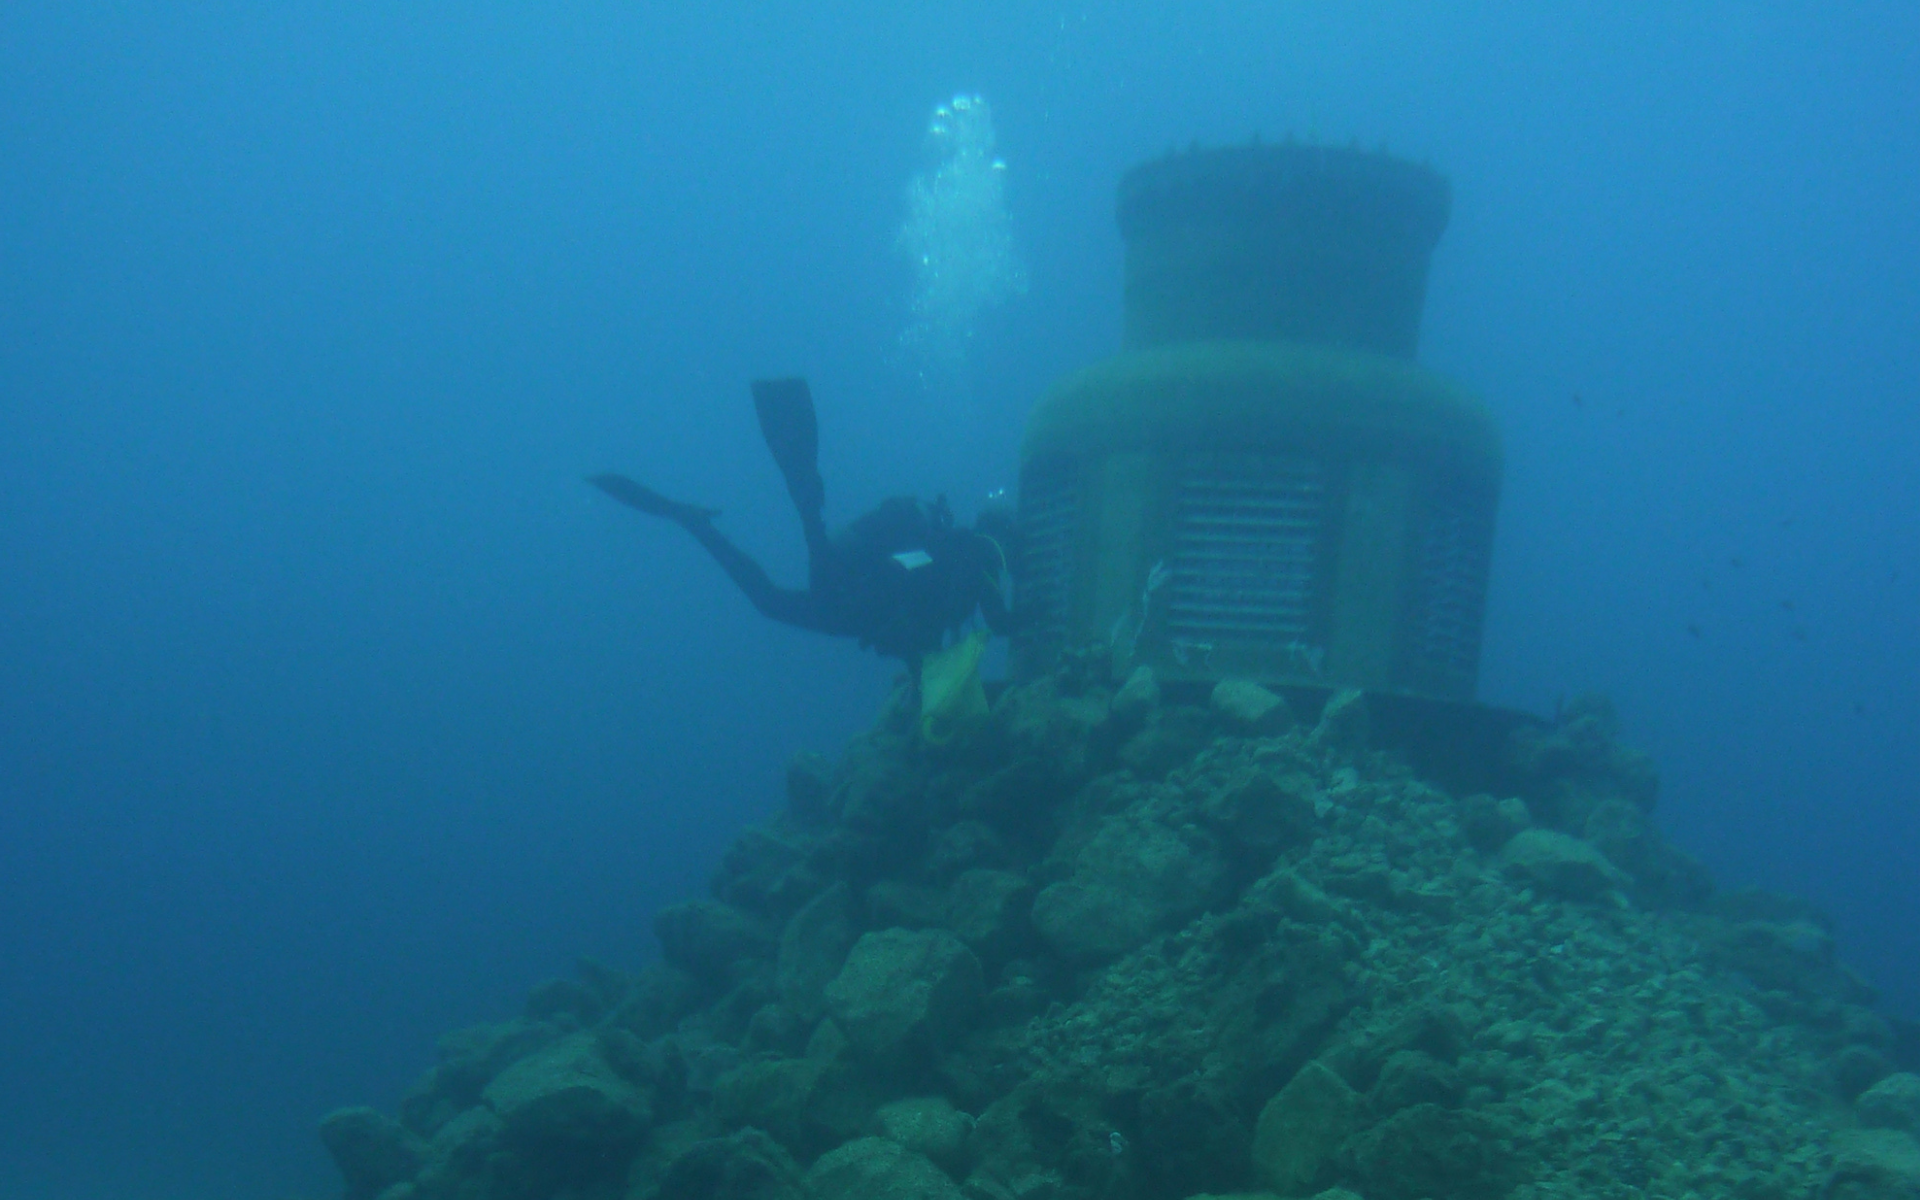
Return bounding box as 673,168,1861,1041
750,377,821,494
587,474,719,524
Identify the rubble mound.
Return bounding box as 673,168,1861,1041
322,666,1919,1200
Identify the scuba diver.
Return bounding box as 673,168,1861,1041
589,378,1015,669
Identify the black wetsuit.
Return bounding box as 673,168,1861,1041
590,378,1011,667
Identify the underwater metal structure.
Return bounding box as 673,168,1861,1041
1015,143,1501,699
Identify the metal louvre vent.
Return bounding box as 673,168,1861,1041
1015,465,1080,651
1168,454,1326,643
1406,486,1493,695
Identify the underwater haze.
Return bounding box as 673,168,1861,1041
2,3,1916,1197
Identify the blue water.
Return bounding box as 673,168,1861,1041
2,4,1915,1197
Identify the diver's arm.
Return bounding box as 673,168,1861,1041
979,578,1015,636
971,532,1019,636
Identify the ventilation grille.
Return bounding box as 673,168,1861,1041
1167,454,1327,644
1015,465,1080,652
1405,485,1493,696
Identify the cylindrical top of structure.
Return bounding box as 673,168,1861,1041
1118,144,1451,358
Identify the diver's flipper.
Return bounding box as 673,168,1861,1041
750,378,822,498
587,474,719,525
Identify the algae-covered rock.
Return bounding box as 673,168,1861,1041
1506,693,1658,829
319,1106,425,1200
942,868,1034,964
832,748,927,837
397,1018,563,1136
1458,792,1529,853
606,962,705,1042
480,1031,650,1158
868,880,950,929
966,1080,1113,1197
776,882,857,1024
873,1095,974,1175
1838,1043,1897,1101
1827,1128,1920,1200
655,898,776,983
1498,827,1626,901
1250,1060,1360,1196
993,674,1110,789
1860,1072,1920,1136
823,927,984,1070
1582,796,1714,909
713,823,827,919
1118,704,1212,778
1136,1074,1252,1195
1031,810,1230,963
1196,769,1317,871
786,749,834,826
712,1052,872,1160
326,670,1893,1200
1368,1049,1461,1113
1342,1103,1516,1200
805,1135,966,1200
1694,895,1879,1016
409,1105,502,1197
1029,879,1150,964
651,1126,811,1200
522,974,611,1028
1211,678,1292,733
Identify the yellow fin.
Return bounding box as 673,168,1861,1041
919,630,990,744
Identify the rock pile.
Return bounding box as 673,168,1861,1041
321,665,1920,1200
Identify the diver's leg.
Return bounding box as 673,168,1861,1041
750,378,830,558
587,474,719,524
679,516,823,631
589,472,821,629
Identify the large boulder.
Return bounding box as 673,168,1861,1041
712,1053,873,1161
1109,665,1161,731
1211,678,1293,734
942,868,1034,964
1029,879,1151,964
319,1106,425,1200
1342,1104,1515,1200
712,823,826,919
652,1126,812,1200
1498,829,1627,902
776,882,857,1023
1118,706,1213,779
824,928,984,1071
655,899,776,983
1458,793,1531,854
1827,1129,1920,1200
397,1019,562,1135
1032,812,1230,963
1196,769,1318,872
833,752,927,837
479,1032,650,1161
1859,1073,1920,1137
872,1095,974,1176
806,1135,966,1200
409,1106,503,1198
1250,1060,1360,1196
